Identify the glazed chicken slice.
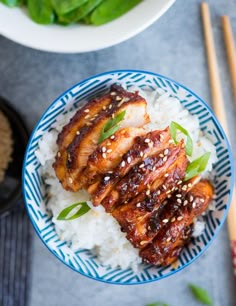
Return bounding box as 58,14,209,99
81,127,146,186
161,225,193,266
54,85,122,185
140,180,214,265
112,146,188,248
89,128,171,206
54,86,150,191
102,141,185,213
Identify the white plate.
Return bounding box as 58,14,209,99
0,0,175,53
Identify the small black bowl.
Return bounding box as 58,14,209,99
0,97,28,217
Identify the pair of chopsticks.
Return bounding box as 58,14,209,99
201,3,236,279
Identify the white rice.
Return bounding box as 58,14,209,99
35,88,217,270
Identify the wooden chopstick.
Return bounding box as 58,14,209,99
201,3,236,250
222,16,236,104
200,3,228,129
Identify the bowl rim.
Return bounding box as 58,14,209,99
22,69,235,285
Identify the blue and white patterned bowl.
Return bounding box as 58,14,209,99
23,70,234,284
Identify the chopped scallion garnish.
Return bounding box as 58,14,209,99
57,202,91,221
184,152,211,181
170,121,193,156
98,110,126,143
188,284,213,305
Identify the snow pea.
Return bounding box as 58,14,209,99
28,0,54,24
59,0,104,23
51,0,88,15
90,0,142,25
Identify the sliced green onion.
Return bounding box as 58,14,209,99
98,110,126,143
189,284,213,305
57,202,91,221
170,121,193,156
184,152,211,181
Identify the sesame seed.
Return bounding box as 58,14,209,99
146,190,150,196
177,199,182,204
108,171,113,174
84,109,89,113
167,194,172,198
188,183,192,188
189,195,194,202
107,149,112,153
163,185,167,190
112,114,115,119
102,106,107,110
162,219,169,223
176,194,182,198
160,134,164,141
148,226,151,230
166,237,171,242
85,114,90,119
107,142,111,146
116,96,122,101
164,173,169,177
104,176,110,181
102,153,106,159
110,92,116,96
164,149,169,155
76,131,80,135
192,202,196,208
136,202,141,208
127,156,131,164
121,161,125,167
143,153,147,158
153,166,156,171
109,104,112,109
171,217,176,222
140,241,146,246
68,177,73,184
57,151,61,157
139,163,145,168
177,216,183,221
157,190,161,195
159,153,164,158
200,198,205,203
182,185,187,191
140,151,144,157
102,147,106,153
148,142,154,148
110,135,115,139
177,180,182,185
183,200,188,206
166,190,171,194
169,139,174,144
144,138,151,143
163,156,168,162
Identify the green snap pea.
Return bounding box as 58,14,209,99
28,0,54,24
90,0,142,25
59,0,104,23
51,0,88,15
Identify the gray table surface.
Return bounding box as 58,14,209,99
1,0,236,305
